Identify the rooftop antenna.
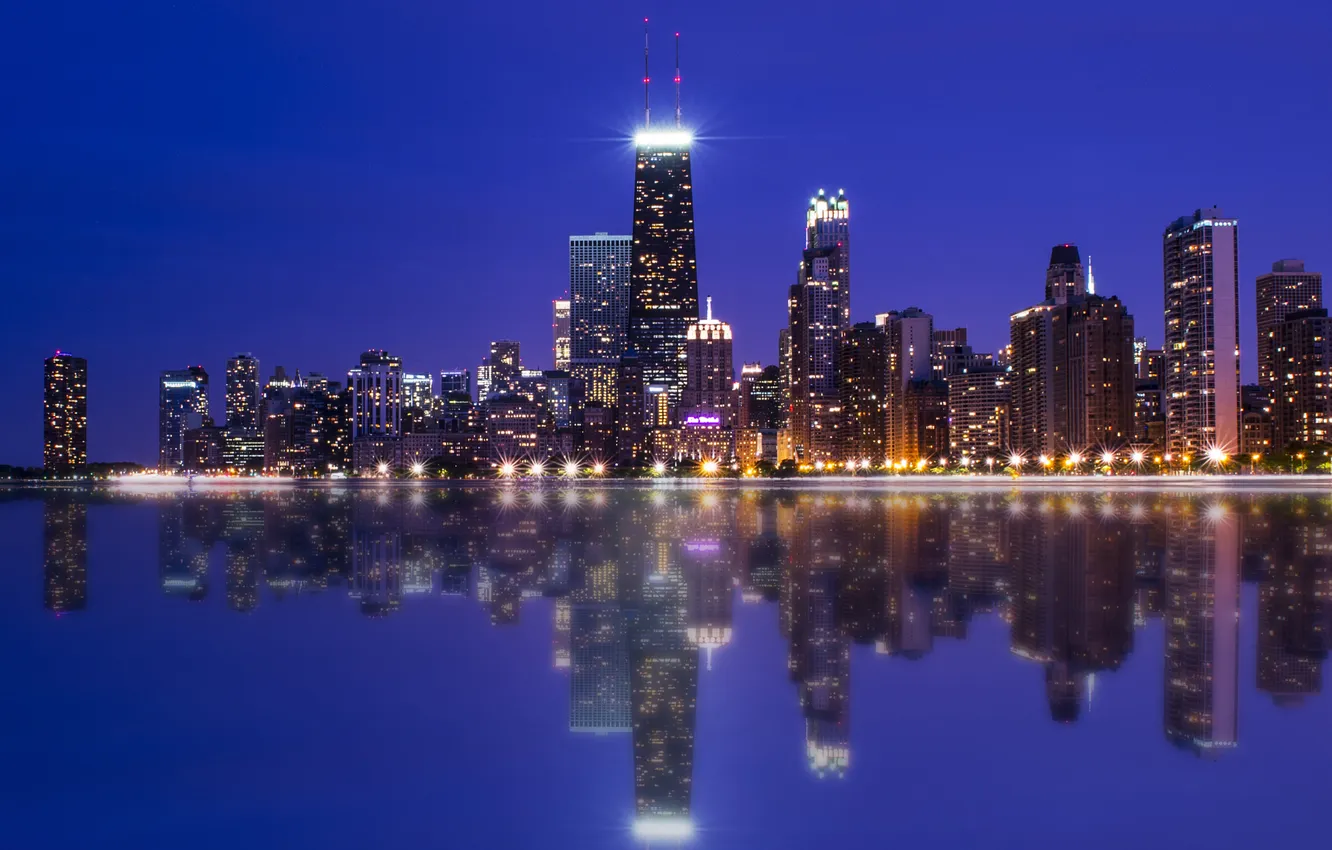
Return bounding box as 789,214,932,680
643,18,651,126
674,32,682,128
1087,255,1096,295
706,295,713,321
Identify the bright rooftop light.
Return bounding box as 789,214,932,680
634,129,693,147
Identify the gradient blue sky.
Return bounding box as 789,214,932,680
4,0,1331,464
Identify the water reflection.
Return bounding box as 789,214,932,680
26,486,1332,835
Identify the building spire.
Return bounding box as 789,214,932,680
643,18,651,126
1087,255,1095,295
706,295,712,321
674,32,681,128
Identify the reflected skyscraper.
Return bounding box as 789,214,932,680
43,498,87,613
1164,505,1240,755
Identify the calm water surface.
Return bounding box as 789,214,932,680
2,485,1329,848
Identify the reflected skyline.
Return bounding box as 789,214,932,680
20,485,1332,842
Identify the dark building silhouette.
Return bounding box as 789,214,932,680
43,352,88,475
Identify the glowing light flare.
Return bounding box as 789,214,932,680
653,461,667,475
634,129,693,147
701,459,719,475
410,461,425,476
376,462,389,475
592,461,606,475
1205,447,1228,465
1100,451,1116,466
499,461,517,478
563,461,581,478
1131,451,1145,464
528,461,546,478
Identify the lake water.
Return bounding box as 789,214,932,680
2,485,1328,848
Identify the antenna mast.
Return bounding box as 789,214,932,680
674,32,682,127
643,18,651,126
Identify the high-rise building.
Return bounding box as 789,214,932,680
877,308,934,460
806,189,851,326
1240,384,1275,456
903,380,951,461
440,369,471,397
1256,260,1322,392
401,373,434,434
488,341,522,396
348,350,402,440
225,354,260,432
1052,295,1135,448
681,297,735,424
43,352,87,475
616,353,647,466
159,366,209,472
739,364,782,431
487,393,541,460
777,327,792,428
570,233,632,405
628,128,699,409
948,368,1011,457
1271,308,1332,447
552,298,571,371
1046,243,1086,302
1163,208,1240,455
838,322,887,461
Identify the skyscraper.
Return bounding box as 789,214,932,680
159,366,209,472
681,297,735,424
225,354,260,432
1271,308,1332,447
948,368,1011,457
1163,208,1240,455
1046,243,1086,302
806,189,851,326
487,340,522,397
838,322,887,461
1256,260,1322,392
552,298,571,371
738,363,782,431
348,350,402,440
877,308,934,460
570,233,633,405
439,369,471,397
628,125,699,409
43,352,87,475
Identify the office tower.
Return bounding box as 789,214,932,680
43,498,88,613
1163,208,1241,455
838,322,887,461
488,340,522,395
806,189,851,326
569,233,633,405
949,368,1012,457
1139,347,1164,381
43,352,87,475
1046,243,1087,301
552,298,571,371
402,373,433,412
739,364,782,431
628,127,699,409
877,308,934,460
681,297,735,424
616,353,647,466
224,353,260,432
439,369,471,397
1009,303,1058,456
1164,507,1240,755
1134,345,1168,446
1133,337,1147,373
183,421,225,472
348,350,402,440
932,327,991,379
1256,260,1322,391
1271,308,1332,447
1240,384,1275,456
1052,295,1135,448
159,366,209,472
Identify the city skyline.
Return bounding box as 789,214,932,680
6,4,1332,464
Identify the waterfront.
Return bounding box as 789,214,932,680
3,486,1329,848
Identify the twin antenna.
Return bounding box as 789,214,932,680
642,18,682,128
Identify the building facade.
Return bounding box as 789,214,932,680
348,350,403,440
553,298,571,371
570,233,633,406
43,352,88,474
159,366,210,472
681,298,735,425
1271,309,1332,447
948,368,1011,458
1163,208,1241,454
1256,259,1322,392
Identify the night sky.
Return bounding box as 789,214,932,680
4,0,1331,465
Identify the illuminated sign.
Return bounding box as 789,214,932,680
683,413,722,427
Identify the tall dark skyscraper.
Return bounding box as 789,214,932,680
225,353,261,432
159,366,210,472
628,127,698,409
43,351,87,475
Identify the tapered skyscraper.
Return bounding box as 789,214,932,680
628,29,698,410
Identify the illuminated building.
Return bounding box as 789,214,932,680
616,353,647,466
571,605,631,732
838,322,887,461
486,340,522,397
948,368,1010,457
225,353,261,432
1240,384,1274,455
777,326,792,427
1257,527,1326,706
402,373,434,415
348,349,402,440
1256,259,1322,391
1271,308,1332,446
628,127,699,410
552,298,571,371
1163,208,1241,455
486,393,541,460
1164,506,1240,755
806,189,851,325
932,327,993,379
877,307,934,460
581,403,616,461
439,369,471,397
569,232,632,405
43,498,87,613
1052,294,1136,448
739,363,782,431
183,421,225,472
903,379,951,460
43,351,87,475
1046,243,1086,301
681,296,735,425
159,366,209,472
